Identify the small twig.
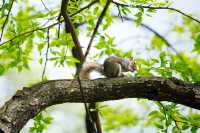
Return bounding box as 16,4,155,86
70,0,99,17
57,23,61,38
116,16,178,54
42,28,50,81
84,0,111,59
141,22,179,54
16,42,22,63
0,0,14,42
112,1,200,24
0,0,98,47
41,15,59,27
41,0,50,11
57,13,62,39
116,5,123,22
0,27,50,47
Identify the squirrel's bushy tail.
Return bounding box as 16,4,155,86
80,62,104,79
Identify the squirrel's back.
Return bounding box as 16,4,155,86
103,57,122,77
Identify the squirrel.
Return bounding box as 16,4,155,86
80,56,137,133
80,56,137,79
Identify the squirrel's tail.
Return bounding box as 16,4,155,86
80,62,104,79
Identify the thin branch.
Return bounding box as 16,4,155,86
41,16,58,27
116,4,123,22
42,28,50,81
140,21,179,53
41,0,50,11
113,15,179,54
0,0,14,42
0,0,98,47
84,0,111,59
57,22,61,38
70,0,99,17
112,1,200,24
0,20,53,47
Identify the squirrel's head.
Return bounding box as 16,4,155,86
122,58,138,72
129,58,138,72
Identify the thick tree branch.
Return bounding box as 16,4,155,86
0,76,200,133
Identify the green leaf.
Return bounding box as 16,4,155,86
30,112,53,133
191,127,198,133
134,11,143,26
172,126,180,133
101,105,139,131
154,122,164,129
147,8,156,13
193,34,200,53
159,52,167,67
0,64,5,75
151,35,165,50
148,110,161,118
172,25,184,34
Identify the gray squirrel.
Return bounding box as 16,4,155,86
80,56,137,133
80,56,137,79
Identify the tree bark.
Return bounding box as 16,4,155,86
0,76,200,133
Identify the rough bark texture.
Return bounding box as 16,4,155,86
0,76,200,133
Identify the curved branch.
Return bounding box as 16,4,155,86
112,1,200,24
0,76,200,133
113,15,179,54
